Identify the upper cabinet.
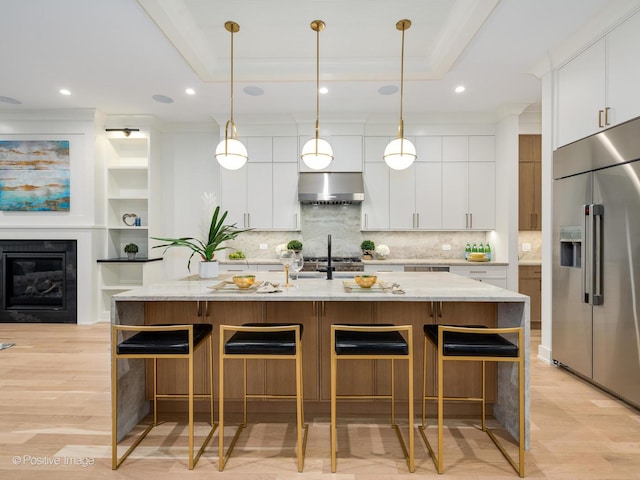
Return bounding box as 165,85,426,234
518,135,542,230
362,135,495,231
299,135,363,172
220,136,300,230
556,10,640,148
441,136,496,230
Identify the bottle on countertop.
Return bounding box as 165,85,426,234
485,242,492,261
479,242,484,254
464,242,471,260
471,242,478,253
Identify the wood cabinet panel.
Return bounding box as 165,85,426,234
519,266,542,327
519,135,542,230
319,302,376,401
143,300,499,411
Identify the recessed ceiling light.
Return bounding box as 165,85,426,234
185,88,196,95
378,85,399,95
59,89,71,96
0,96,21,104
152,94,174,104
319,87,328,95
455,85,466,93
243,86,264,96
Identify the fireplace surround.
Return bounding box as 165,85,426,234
0,240,77,323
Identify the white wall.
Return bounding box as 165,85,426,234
0,109,104,324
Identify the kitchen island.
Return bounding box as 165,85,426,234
112,271,530,447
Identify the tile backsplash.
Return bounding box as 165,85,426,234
226,204,493,260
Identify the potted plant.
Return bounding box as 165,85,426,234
375,244,390,260
287,240,303,252
360,240,375,260
152,192,249,278
124,243,139,260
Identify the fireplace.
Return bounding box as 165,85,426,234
0,240,77,323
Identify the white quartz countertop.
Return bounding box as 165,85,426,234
221,258,509,266
113,272,527,303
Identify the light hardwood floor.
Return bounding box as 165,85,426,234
0,323,639,479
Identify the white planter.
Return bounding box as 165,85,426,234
199,261,219,279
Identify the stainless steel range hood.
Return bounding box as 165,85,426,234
298,172,364,204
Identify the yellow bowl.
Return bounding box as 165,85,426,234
354,274,377,288
469,252,486,259
232,275,256,289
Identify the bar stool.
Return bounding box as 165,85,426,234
111,323,216,470
218,323,307,472
419,324,525,477
330,324,414,473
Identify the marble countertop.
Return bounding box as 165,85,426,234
113,271,528,303
518,259,542,266
221,258,509,266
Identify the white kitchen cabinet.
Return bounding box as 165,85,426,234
272,162,300,229
442,162,495,230
219,263,259,273
556,39,606,147
221,160,300,230
245,136,273,163
363,263,404,273
441,136,495,231
299,135,363,172
556,10,640,147
450,265,507,288
364,136,391,163
362,162,389,230
247,163,273,229
272,136,298,162
389,163,442,229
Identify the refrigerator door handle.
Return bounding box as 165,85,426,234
592,204,604,305
582,204,591,304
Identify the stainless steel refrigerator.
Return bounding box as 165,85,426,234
553,116,640,408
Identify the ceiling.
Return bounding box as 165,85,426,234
0,0,627,127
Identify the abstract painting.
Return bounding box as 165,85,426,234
0,140,70,211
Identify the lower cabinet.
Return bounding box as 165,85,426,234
519,265,541,328
450,265,507,288
144,300,499,415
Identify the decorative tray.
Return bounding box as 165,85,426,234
342,280,393,292
208,280,264,292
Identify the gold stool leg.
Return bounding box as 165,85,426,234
330,347,337,472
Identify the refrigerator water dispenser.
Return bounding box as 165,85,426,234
560,226,582,268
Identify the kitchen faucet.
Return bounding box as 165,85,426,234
327,234,333,280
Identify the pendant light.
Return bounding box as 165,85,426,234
216,21,248,170
301,20,333,170
384,19,417,171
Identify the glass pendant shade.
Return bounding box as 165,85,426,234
301,137,333,170
215,138,248,170
383,137,416,170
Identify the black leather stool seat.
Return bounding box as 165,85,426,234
224,323,304,355
424,324,518,357
117,324,213,355
335,324,409,355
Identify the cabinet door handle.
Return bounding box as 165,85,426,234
604,107,610,126
364,213,368,229
294,213,298,228
469,213,473,229
247,212,250,228
416,213,420,229
598,109,604,128
465,213,469,229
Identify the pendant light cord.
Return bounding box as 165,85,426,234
314,22,321,151
399,21,405,140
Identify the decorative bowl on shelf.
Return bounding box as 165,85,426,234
232,274,256,289
354,274,377,288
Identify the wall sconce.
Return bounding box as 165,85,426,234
105,128,140,137
384,19,417,170
215,20,248,170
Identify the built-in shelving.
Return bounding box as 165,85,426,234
98,130,162,320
